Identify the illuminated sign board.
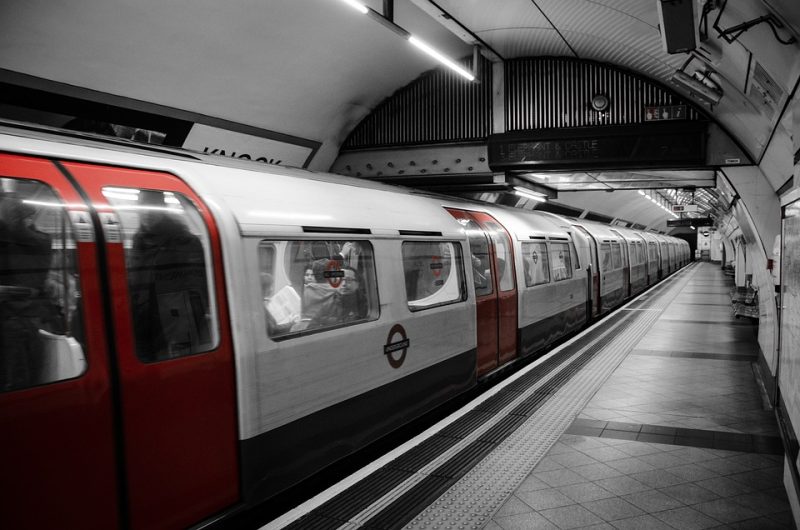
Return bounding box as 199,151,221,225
667,217,714,227
488,122,707,171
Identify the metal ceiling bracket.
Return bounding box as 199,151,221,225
383,0,393,22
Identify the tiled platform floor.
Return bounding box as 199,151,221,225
488,263,794,530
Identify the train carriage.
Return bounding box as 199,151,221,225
488,207,588,357
199,169,477,501
609,226,648,298
567,220,627,314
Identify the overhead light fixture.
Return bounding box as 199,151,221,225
638,190,646,195
408,36,475,81
336,0,477,82
338,0,368,14
670,70,723,106
514,187,547,202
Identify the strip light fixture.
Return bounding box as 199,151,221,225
408,36,475,81
339,0,368,14
336,0,475,81
638,189,678,218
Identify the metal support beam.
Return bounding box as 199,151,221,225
383,0,393,22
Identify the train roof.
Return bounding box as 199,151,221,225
0,123,465,238
486,206,575,241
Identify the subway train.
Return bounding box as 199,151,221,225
0,122,689,530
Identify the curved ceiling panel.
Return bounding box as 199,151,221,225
565,33,683,81
475,29,573,58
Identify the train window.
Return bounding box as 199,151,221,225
103,188,219,362
569,240,580,269
549,242,573,281
1,178,87,392
259,240,379,338
648,242,658,261
402,241,465,311
611,242,622,269
522,242,550,286
484,222,514,292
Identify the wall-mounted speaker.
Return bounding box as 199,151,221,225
657,0,699,54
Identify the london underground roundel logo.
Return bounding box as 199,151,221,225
384,324,410,368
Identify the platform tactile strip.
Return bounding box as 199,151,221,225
403,267,697,529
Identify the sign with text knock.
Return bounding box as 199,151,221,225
182,124,317,168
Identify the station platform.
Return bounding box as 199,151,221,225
267,262,793,530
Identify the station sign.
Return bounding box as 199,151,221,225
672,204,699,213
182,124,318,168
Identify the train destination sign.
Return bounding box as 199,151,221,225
488,122,707,171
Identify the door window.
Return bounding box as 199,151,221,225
462,219,493,296
611,242,622,269
569,240,580,269
601,243,612,270
485,222,515,292
103,187,218,362
1,178,86,392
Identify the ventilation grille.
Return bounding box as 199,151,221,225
505,57,702,130
342,57,492,150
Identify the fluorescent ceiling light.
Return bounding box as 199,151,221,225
338,0,368,14
638,190,645,195
514,187,547,202
408,36,475,81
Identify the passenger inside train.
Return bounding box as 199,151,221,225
261,240,378,338
0,180,85,392
109,188,215,362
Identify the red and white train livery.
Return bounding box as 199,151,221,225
0,123,689,529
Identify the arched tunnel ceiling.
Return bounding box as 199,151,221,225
1,0,799,232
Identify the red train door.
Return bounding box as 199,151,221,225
0,154,119,530
447,209,518,376
575,225,600,318
62,162,239,530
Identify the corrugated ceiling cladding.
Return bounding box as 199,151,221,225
506,57,701,130
342,56,703,150
342,57,492,150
